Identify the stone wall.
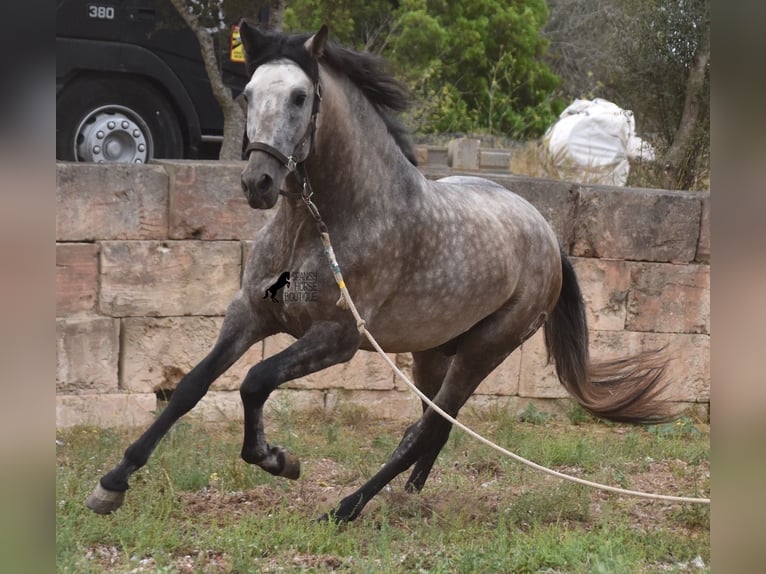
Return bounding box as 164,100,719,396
55,160,710,428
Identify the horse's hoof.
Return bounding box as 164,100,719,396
279,451,301,480
85,482,125,515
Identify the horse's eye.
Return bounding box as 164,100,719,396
291,91,307,107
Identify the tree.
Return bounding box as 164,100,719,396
544,0,710,189
284,0,563,138
167,0,280,160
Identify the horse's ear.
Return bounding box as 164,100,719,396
305,25,329,59
238,18,267,59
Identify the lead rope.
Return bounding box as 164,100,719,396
300,184,709,506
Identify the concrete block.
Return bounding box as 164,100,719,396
263,334,396,391
99,240,241,316
56,393,156,428
447,138,481,170
163,161,275,240
627,263,710,334
56,316,120,394
570,257,630,331
56,163,168,241
56,243,99,315
120,317,264,393
572,185,702,262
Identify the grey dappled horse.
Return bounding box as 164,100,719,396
87,22,672,522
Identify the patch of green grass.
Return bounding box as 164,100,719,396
57,411,709,573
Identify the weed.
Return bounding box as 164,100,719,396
517,402,550,425
57,416,708,573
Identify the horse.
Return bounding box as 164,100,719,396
86,22,672,523
263,271,291,302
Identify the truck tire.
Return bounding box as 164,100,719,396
56,76,184,163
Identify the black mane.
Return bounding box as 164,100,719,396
241,24,417,165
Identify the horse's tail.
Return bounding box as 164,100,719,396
543,249,674,423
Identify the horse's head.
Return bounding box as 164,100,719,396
238,21,328,209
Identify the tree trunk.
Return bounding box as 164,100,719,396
168,0,245,160
662,20,710,190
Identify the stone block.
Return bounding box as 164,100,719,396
425,146,448,167
56,243,99,315
696,195,710,263
267,389,327,417
626,263,710,334
263,334,396,390
480,149,511,171
56,316,120,394
56,393,156,428
572,185,702,262
476,350,522,396
570,257,630,331
99,240,241,316
414,145,429,166
517,330,569,399
463,395,519,418
392,353,413,391
325,389,421,421
163,161,275,240
447,138,481,170
56,163,168,241
120,317,264,393
591,330,709,403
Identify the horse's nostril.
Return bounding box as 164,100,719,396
256,174,273,193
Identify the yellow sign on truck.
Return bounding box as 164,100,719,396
230,25,244,63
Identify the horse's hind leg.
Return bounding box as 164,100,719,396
86,293,269,514
328,306,538,522
404,348,453,493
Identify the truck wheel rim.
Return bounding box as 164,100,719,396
74,105,152,163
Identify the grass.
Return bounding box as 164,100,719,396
56,408,709,573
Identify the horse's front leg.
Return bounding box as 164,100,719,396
239,321,360,478
86,293,271,514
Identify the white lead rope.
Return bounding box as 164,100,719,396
318,231,710,505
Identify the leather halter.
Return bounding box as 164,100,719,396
244,80,322,200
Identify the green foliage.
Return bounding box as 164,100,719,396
283,0,563,137
517,402,550,425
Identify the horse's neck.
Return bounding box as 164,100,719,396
304,73,421,217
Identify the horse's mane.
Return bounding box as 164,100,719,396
321,43,417,165
243,26,417,166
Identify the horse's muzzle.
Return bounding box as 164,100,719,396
241,159,281,209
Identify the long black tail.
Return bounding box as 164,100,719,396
543,249,674,423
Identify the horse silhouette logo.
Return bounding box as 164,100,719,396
264,271,291,303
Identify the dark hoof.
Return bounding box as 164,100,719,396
85,482,125,515
279,450,301,480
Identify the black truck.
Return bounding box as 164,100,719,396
56,0,252,163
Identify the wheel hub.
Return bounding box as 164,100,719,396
75,106,151,163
